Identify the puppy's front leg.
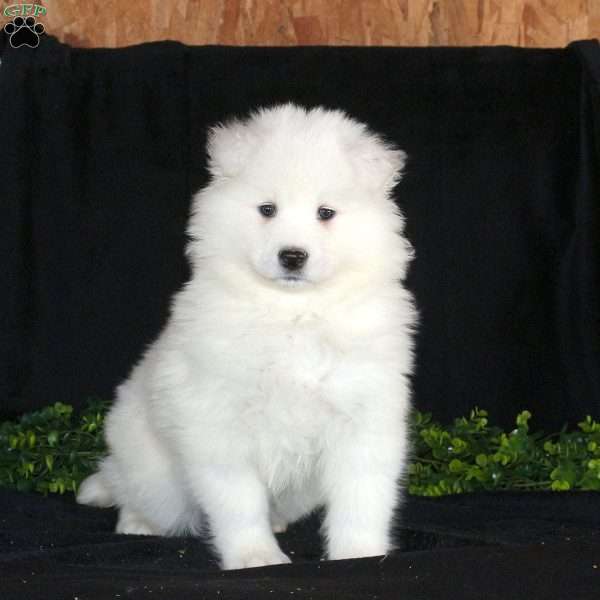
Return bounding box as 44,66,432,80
189,465,291,570
322,432,405,561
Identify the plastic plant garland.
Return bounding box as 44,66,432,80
1,400,600,497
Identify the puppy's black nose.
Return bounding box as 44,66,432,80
278,248,308,271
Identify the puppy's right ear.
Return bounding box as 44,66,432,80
207,119,255,179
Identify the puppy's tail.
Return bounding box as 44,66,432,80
76,471,114,508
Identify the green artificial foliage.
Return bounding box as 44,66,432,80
1,401,600,497
409,408,600,496
0,400,109,495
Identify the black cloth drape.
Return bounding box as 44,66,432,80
2,35,599,429
1,488,600,599
1,33,599,600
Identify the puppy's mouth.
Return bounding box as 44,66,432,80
275,273,310,287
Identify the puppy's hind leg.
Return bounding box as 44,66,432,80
91,380,198,538
116,507,157,536
77,472,114,508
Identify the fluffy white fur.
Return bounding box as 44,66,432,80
77,104,417,570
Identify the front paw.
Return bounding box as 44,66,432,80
328,547,388,561
270,514,288,534
327,534,390,561
222,547,291,570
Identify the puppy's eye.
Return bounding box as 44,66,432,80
258,203,277,218
317,206,336,221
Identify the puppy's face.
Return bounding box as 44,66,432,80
188,105,409,290
220,156,365,289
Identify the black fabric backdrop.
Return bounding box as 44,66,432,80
1,32,600,599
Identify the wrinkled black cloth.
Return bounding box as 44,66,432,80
1,32,600,600
1,489,599,599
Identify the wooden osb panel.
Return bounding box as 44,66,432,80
1,1,598,48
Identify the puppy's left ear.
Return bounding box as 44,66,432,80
352,136,407,193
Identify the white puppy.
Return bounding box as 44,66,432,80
77,104,417,570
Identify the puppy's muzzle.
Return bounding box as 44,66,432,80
278,248,308,271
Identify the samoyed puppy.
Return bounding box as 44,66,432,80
77,104,417,570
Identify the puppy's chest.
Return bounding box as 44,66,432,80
237,316,343,452
257,322,352,491
242,313,345,395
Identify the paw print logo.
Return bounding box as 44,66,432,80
4,16,45,49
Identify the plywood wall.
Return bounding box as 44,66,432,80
2,0,599,48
